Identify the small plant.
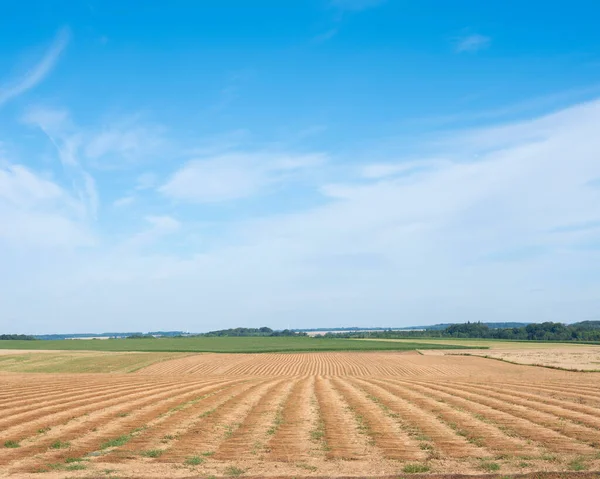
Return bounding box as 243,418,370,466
296,462,318,472
403,463,430,473
4,440,20,448
65,457,84,463
540,453,558,462
201,451,215,456
66,463,87,471
568,459,587,471
50,440,70,449
116,412,130,418
184,455,204,466
100,435,130,449
225,465,245,477
419,443,433,450
480,462,500,472
37,427,51,434
141,449,163,458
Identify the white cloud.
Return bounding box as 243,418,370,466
455,34,491,53
4,99,600,333
113,196,134,207
0,28,70,106
117,100,600,328
160,152,326,203
24,107,99,218
135,172,158,190
0,163,91,248
83,118,164,165
145,215,180,232
360,159,450,179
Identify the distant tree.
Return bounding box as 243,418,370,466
0,334,36,340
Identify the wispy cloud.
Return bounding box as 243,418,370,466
455,33,491,53
0,27,70,106
0,163,92,247
313,28,339,44
315,0,386,42
160,152,326,203
23,107,99,218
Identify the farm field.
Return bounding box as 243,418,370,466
355,337,600,349
1,350,599,478
0,351,189,374
355,339,600,371
0,336,473,353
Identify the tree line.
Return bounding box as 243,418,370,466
198,327,306,337
0,334,36,340
321,321,600,342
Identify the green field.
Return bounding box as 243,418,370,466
0,336,476,353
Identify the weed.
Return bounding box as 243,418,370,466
37,427,51,434
419,443,433,451
225,465,245,477
403,463,430,473
49,440,70,449
46,462,64,470
4,440,20,448
32,466,50,473
116,412,130,418
65,457,84,463
184,455,204,466
141,449,163,458
568,459,587,471
480,462,500,472
267,407,284,436
296,462,318,472
251,441,262,455
202,451,215,456
66,463,87,471
100,435,130,449
518,462,530,468
540,453,558,462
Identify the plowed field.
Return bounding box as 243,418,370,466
1,351,599,478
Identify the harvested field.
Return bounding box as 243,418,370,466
447,347,600,371
0,351,599,478
0,350,188,373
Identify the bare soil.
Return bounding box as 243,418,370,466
0,351,599,478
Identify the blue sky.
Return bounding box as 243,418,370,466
1,1,600,333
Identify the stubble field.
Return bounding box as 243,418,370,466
1,348,599,478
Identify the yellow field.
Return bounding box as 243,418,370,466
0,350,188,374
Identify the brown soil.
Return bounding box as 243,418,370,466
0,351,599,478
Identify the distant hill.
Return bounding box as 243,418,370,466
34,331,186,340
415,322,532,331
295,322,532,332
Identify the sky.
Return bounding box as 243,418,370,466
1,1,600,334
